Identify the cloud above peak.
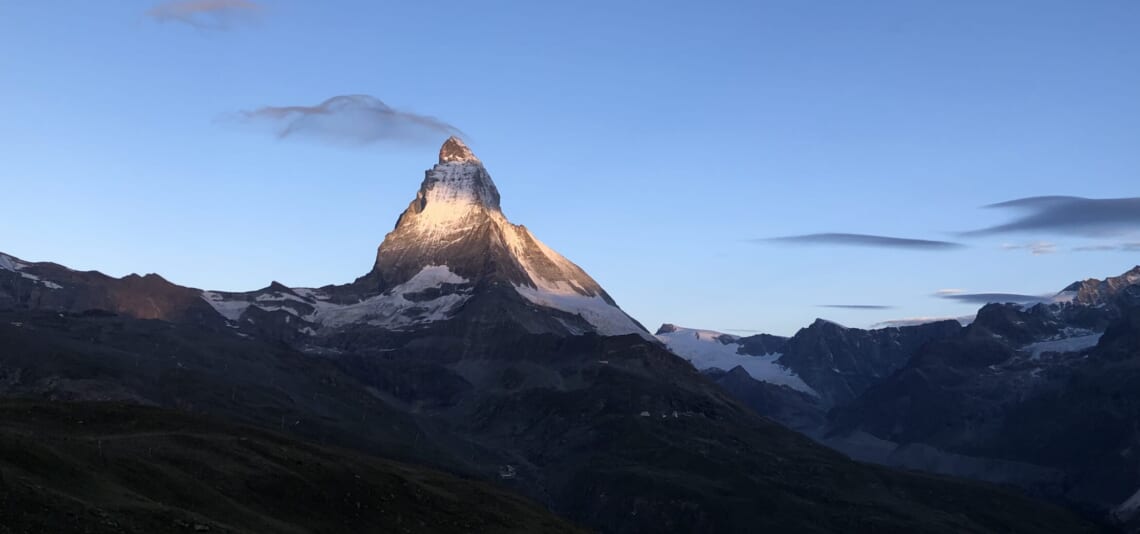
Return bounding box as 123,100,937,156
963,196,1140,237
1073,242,1140,252
147,0,263,29
233,95,464,146
762,233,964,250
871,315,975,328
818,304,895,310
934,289,966,296
1001,241,1057,255
936,292,1050,305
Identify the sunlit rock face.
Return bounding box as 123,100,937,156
189,136,651,340
437,135,480,164
356,136,649,339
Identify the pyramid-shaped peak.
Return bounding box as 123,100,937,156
439,136,480,164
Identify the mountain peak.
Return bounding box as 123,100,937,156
357,137,651,340
439,136,479,164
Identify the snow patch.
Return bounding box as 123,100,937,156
307,265,470,330
395,264,466,291
291,287,327,300
201,291,252,321
1022,333,1102,360
203,266,472,332
657,326,817,395
0,254,23,272
0,255,63,289
500,218,651,339
515,283,650,339
255,291,311,304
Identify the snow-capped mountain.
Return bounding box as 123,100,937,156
198,137,650,341
656,319,963,413
0,138,649,346
0,139,1114,532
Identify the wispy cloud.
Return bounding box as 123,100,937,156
963,196,1140,237
147,0,262,29
761,233,964,250
233,95,463,146
937,292,1050,305
1073,242,1140,252
818,304,895,310
871,315,975,328
934,289,966,296
1001,241,1057,255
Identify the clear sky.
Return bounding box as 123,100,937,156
2,1,1138,336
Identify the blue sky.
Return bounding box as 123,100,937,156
1,1,1138,335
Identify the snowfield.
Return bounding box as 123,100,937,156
0,253,63,289
657,326,817,395
514,282,650,339
201,265,472,332
1022,333,1102,359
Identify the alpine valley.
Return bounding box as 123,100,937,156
0,138,1119,533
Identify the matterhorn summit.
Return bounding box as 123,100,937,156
361,136,650,338
196,137,651,341
438,135,481,164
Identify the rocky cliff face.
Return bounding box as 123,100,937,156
1061,265,1140,308
826,268,1140,518
776,318,963,409
656,319,963,436
0,253,223,325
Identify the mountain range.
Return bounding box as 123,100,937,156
0,137,1118,532
659,265,1140,529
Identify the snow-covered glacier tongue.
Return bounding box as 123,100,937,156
655,324,816,394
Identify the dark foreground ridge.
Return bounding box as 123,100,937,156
0,308,1111,533
0,400,584,534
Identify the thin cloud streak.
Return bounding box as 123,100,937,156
964,196,1140,237
871,315,975,328
233,95,464,146
818,304,895,310
1073,242,1140,252
147,0,262,29
1001,241,1057,255
762,233,964,250
934,289,966,296
938,292,1050,305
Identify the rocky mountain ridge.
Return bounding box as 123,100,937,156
662,265,1140,527
0,138,1112,533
